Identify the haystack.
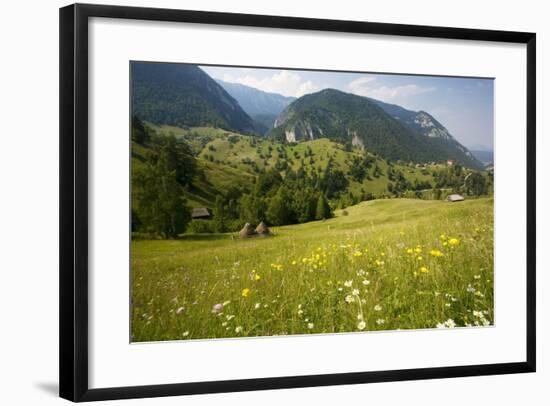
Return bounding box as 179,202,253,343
239,223,258,238
255,221,271,236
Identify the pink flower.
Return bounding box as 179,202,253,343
211,303,224,314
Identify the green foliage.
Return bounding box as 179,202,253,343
266,187,295,226
465,172,488,196
315,194,332,220
131,115,151,144
132,125,198,237
188,219,217,234
134,149,191,238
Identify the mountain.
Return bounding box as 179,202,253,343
216,80,295,133
469,150,494,167
368,98,452,140
131,63,258,134
271,89,482,169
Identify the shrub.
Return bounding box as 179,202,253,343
188,220,216,234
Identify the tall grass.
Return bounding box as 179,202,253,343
131,198,493,342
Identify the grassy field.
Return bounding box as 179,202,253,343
131,197,493,342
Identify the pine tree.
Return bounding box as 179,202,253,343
315,194,332,220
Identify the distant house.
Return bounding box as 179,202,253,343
447,194,465,202
191,207,212,219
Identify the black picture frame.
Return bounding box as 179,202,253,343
59,3,536,402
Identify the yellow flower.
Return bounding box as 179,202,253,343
241,288,250,297
406,248,413,254
291,260,297,265
417,256,423,261
254,274,261,281
430,249,444,257
448,238,460,246
420,266,428,273
414,247,422,254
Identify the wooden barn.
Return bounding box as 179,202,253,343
191,207,213,220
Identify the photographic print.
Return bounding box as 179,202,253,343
130,61,494,342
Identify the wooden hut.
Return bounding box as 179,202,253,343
191,207,212,220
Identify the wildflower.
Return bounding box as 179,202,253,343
226,314,235,321
406,248,414,254
344,280,353,288
376,318,385,325
176,307,185,315
307,323,314,330
420,266,428,273
352,288,360,296
430,250,444,257
362,279,370,286
298,309,304,315
211,303,224,314
241,288,250,297
254,302,261,310
353,251,363,257
235,326,243,333
374,304,382,311
436,319,456,328
466,285,476,293
345,295,355,304
223,300,231,306
474,275,481,279
415,247,422,254
448,238,460,246
254,274,261,281
417,256,423,261
472,310,483,318
291,260,297,265
357,321,366,330
182,331,189,337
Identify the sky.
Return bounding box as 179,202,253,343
202,65,494,151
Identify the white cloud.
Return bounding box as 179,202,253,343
221,70,319,98
348,76,435,103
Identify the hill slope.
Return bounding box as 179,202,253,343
271,89,482,169
149,125,483,209
131,62,258,134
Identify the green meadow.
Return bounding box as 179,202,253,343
131,197,494,342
